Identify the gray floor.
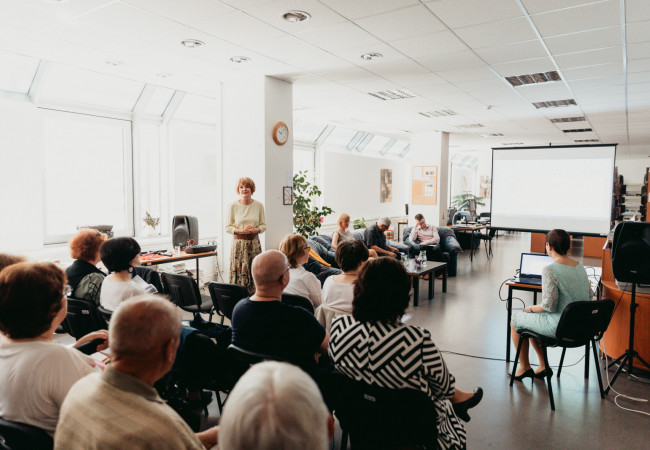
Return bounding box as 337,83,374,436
404,232,650,449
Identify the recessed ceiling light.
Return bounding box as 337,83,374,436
532,99,577,108
506,71,561,87
105,59,124,66
419,110,457,118
282,10,311,22
230,56,251,63
361,52,383,61
156,72,172,78
181,39,204,48
367,89,416,101
562,128,593,133
550,116,586,123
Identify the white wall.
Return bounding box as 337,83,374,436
615,157,649,185
0,97,44,251
321,148,409,225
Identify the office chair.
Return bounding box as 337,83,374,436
206,282,249,325
281,293,314,314
0,417,53,450
64,297,107,339
161,272,214,321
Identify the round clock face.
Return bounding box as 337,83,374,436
273,121,289,145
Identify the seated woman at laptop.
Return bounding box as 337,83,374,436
510,229,590,380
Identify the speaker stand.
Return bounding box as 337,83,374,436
605,283,650,394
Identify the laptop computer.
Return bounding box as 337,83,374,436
515,252,554,285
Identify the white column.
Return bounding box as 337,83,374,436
407,131,449,227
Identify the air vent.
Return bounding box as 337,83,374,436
367,89,416,101
457,124,484,129
550,116,586,123
478,133,504,137
418,110,457,118
532,99,576,108
502,142,524,145
562,128,593,133
506,71,561,87
574,139,600,143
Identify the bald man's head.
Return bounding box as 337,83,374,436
110,295,181,360
251,250,289,288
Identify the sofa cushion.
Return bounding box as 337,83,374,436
310,234,332,249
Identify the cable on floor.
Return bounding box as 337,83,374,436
440,349,586,370
601,337,650,417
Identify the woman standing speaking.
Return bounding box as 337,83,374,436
225,177,266,294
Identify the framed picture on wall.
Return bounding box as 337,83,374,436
412,165,438,205
283,186,293,205
380,169,392,203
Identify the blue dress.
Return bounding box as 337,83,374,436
513,262,590,337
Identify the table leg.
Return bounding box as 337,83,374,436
428,273,434,299
533,292,537,305
507,285,513,362
196,258,200,285
413,277,419,307
442,267,447,292
470,232,475,262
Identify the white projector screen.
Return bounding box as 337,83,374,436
491,145,616,236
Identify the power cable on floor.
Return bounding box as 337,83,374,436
601,337,650,416
440,349,586,370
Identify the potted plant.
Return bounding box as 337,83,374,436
451,191,485,210
353,218,367,229
292,170,333,238
143,211,160,236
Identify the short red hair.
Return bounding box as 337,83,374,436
236,177,256,195
69,229,106,262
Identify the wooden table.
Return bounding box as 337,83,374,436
505,281,541,362
139,250,217,282
449,224,487,262
406,261,447,307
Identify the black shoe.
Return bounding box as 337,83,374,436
509,368,535,382
534,368,554,379
452,387,483,422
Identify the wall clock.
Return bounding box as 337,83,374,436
273,121,289,146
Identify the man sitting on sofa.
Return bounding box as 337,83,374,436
409,214,440,248
404,214,461,277
365,217,401,258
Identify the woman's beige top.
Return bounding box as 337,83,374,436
225,199,267,234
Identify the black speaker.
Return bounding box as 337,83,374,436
172,215,199,249
611,222,650,284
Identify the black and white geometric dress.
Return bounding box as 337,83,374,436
329,315,466,449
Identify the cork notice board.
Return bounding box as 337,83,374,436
412,166,438,205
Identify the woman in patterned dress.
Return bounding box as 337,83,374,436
329,257,483,449
510,229,590,380
225,177,266,294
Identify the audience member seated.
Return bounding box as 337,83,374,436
329,258,483,449
0,262,106,436
510,229,591,381
321,240,369,313
54,295,218,449
331,213,354,249
99,237,152,311
403,223,461,277
231,250,327,369
280,234,322,308
219,361,333,450
365,217,401,258
0,254,26,272
66,228,107,304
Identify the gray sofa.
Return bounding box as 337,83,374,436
308,229,411,265
402,226,460,277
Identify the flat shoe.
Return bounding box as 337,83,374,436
452,387,483,423
509,368,535,382
534,368,554,379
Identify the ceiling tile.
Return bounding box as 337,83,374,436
354,4,446,42
531,1,621,38
192,11,286,44
474,40,547,65
242,0,346,33
627,20,650,44
544,26,621,54
80,2,180,40
319,66,377,83
364,58,430,79
0,1,61,31
437,66,498,84
389,30,467,59
514,82,574,103
554,46,623,70
562,62,623,81
246,34,324,61
389,73,449,90
44,22,135,54
628,72,650,84
122,0,233,25
424,0,524,29
491,57,556,77
317,0,420,20
454,17,538,48
332,42,406,65
629,58,650,73
521,0,608,15
626,0,650,23
627,42,650,60
418,50,485,72
295,22,381,52
288,51,355,72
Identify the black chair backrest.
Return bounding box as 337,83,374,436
334,377,438,449
161,273,202,310
132,266,163,293
281,293,314,315
207,282,248,320
65,297,106,339
0,417,53,450
227,344,286,384
96,305,113,326
556,299,615,345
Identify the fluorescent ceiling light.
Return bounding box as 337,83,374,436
532,99,576,108
506,71,561,87
367,89,416,101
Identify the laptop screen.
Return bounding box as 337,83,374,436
520,253,553,278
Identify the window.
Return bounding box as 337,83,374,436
42,109,133,243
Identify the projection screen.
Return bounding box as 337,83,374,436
490,145,616,236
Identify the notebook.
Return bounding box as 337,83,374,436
515,252,554,285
